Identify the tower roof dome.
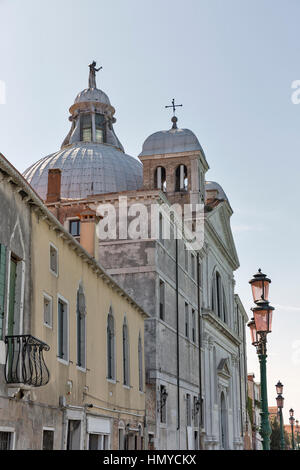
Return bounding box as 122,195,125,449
139,116,205,157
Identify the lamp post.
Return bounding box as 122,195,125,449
296,420,300,450
289,409,295,450
248,269,274,451
275,381,285,450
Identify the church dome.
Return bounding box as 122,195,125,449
23,143,142,200
23,62,143,200
205,181,228,201
139,117,204,157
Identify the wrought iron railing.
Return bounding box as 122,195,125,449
4,335,50,387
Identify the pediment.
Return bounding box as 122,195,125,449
206,202,239,269
217,358,231,378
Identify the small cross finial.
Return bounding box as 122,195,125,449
165,98,183,129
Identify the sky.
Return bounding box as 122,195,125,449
0,0,300,423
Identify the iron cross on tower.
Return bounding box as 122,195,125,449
165,98,183,129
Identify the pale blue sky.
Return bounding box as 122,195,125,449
1,0,300,422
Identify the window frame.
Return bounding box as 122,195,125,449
122,316,130,387
0,427,15,450
57,294,69,365
76,286,86,371
42,427,55,450
49,243,59,277
107,309,116,382
185,302,189,338
159,279,165,321
69,219,81,239
138,332,143,392
43,292,53,329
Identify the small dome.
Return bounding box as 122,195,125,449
74,88,111,105
139,127,204,157
206,181,228,201
23,143,143,200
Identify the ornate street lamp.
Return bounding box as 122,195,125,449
248,269,275,450
289,409,295,450
275,381,285,450
276,381,283,396
249,269,271,303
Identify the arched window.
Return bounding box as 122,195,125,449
107,308,115,380
154,167,166,192
220,392,228,449
80,113,92,142
138,332,143,392
95,113,106,143
212,271,227,324
222,288,227,324
175,164,188,191
77,283,86,368
216,272,222,318
123,317,130,386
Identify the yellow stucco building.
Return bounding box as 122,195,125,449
0,153,147,450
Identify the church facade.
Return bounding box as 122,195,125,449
23,65,249,450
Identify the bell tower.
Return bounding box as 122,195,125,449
139,102,209,208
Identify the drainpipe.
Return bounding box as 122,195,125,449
197,253,203,449
176,238,180,439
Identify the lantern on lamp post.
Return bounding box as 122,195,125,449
275,381,285,450
289,409,295,450
248,269,274,451
249,269,271,303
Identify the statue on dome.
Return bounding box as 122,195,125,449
88,61,102,88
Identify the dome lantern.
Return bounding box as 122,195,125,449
23,63,143,200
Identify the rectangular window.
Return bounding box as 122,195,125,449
119,429,125,450
42,429,54,450
159,213,163,244
49,244,58,276
88,433,109,450
95,113,105,143
185,303,189,338
8,256,17,337
159,280,165,320
77,306,86,369
66,420,81,450
43,293,53,328
192,309,196,343
193,396,199,427
69,220,80,238
0,244,7,340
0,431,13,450
191,254,195,279
80,114,92,142
58,297,68,362
186,394,191,426
160,385,167,424
184,245,188,271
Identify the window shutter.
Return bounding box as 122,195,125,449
63,303,68,361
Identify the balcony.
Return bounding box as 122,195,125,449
4,335,50,387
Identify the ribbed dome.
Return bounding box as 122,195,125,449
23,143,143,200
206,181,228,201
23,64,143,200
74,88,111,105
139,127,204,157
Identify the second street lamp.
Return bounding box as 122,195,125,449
248,269,275,451
275,381,285,450
289,409,295,450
